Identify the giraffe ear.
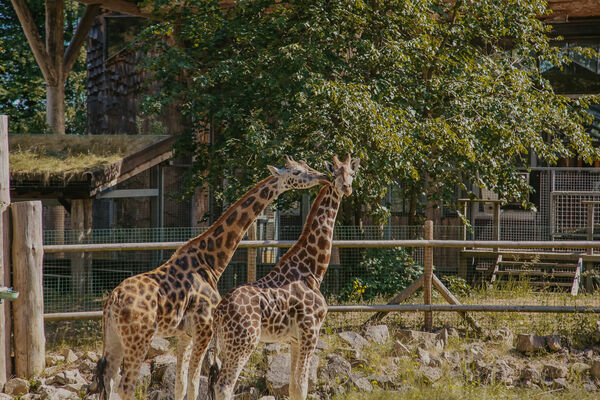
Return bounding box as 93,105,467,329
325,161,335,175
268,165,282,176
351,158,360,171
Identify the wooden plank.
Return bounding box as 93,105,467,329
75,0,149,17
496,271,576,278
63,4,100,78
11,201,45,377
10,0,56,82
96,188,159,199
571,258,582,296
329,304,600,313
432,275,483,335
423,220,433,331
490,254,501,284
367,275,424,323
0,116,11,384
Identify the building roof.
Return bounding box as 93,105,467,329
9,134,175,199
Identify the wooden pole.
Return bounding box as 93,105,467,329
11,201,45,377
247,221,257,282
0,115,11,384
71,199,92,297
423,220,433,331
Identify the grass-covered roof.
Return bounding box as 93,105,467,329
9,134,174,197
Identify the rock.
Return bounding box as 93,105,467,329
443,325,460,338
85,351,100,363
545,335,562,352
436,328,449,348
77,358,97,374
571,362,591,376
147,336,170,359
464,343,484,359
139,362,152,385
591,360,600,379
584,382,598,392
316,339,328,351
339,331,368,351
543,363,568,379
441,351,461,365
151,354,177,397
428,356,442,368
396,329,443,350
62,349,78,364
319,354,351,381
365,374,395,389
0,394,12,400
3,377,29,396
44,365,63,377
416,348,430,366
393,340,411,356
39,385,79,400
521,366,541,383
492,328,513,344
363,325,389,344
264,343,281,354
45,354,65,366
265,353,318,397
347,373,373,392
515,334,545,353
46,370,87,387
258,397,276,400
552,378,568,390
420,366,442,383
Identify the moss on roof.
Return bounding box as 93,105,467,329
9,134,166,183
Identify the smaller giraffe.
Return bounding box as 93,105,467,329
210,154,359,400
90,157,328,400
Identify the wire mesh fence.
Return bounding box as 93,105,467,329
42,224,600,314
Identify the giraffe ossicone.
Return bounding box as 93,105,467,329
90,157,328,400
210,153,360,400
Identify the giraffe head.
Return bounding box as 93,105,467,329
325,153,360,196
267,156,329,189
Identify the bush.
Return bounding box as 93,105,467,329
340,248,424,301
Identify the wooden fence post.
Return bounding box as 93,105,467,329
12,201,45,377
424,220,434,331
0,115,11,384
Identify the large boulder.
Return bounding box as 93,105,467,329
545,335,562,352
320,354,352,381
515,334,545,353
543,363,568,379
395,329,444,350
338,332,368,351
265,353,318,398
590,360,600,379
346,373,373,392
362,325,389,345
3,377,29,396
39,385,79,400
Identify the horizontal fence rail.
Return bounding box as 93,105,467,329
44,304,600,322
43,239,600,253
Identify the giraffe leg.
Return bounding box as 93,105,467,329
289,331,318,400
174,334,193,400
116,333,153,400
213,333,260,400
186,324,213,400
289,342,300,395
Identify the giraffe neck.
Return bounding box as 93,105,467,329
276,184,342,285
173,175,282,281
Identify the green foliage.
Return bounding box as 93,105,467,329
441,275,472,298
138,0,600,222
0,1,88,134
340,248,423,301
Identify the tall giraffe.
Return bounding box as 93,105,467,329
91,157,328,400
210,154,359,400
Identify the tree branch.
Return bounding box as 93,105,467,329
63,4,100,79
10,0,56,83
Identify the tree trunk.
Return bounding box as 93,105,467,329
46,84,65,134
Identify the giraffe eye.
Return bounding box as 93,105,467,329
292,171,301,175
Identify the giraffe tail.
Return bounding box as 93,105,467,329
88,356,107,397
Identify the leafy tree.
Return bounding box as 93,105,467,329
139,0,600,223
1,1,88,134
